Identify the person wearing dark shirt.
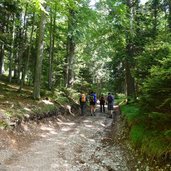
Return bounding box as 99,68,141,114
107,93,114,118
99,94,105,113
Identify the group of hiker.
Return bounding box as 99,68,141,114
79,92,114,118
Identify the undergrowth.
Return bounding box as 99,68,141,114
0,79,79,129
121,103,171,161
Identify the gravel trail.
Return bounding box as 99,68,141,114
0,111,130,171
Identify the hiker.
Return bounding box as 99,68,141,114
89,91,97,116
99,94,105,113
79,93,87,116
107,93,114,118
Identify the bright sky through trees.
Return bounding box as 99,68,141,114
89,0,149,7
140,0,148,4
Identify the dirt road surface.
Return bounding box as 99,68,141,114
0,110,132,171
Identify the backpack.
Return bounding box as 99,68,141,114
100,96,105,103
108,95,113,103
81,94,86,102
89,95,94,103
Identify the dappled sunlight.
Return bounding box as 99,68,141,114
40,134,48,138
84,124,94,128
23,107,31,112
42,100,54,105
40,125,55,131
57,121,75,126
0,81,5,85
51,163,60,169
34,151,43,154
39,125,58,137
61,127,72,132
79,133,87,139
4,84,19,91
56,118,64,123
22,124,29,131
100,122,105,127
54,140,67,146
88,138,96,143
0,94,5,98
68,129,80,138
47,130,57,135
83,119,92,123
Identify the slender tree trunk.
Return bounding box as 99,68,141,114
168,0,171,30
48,7,56,90
13,50,19,82
33,10,46,99
65,9,76,87
67,36,75,86
19,4,29,91
9,14,15,83
124,56,135,98
19,12,35,91
0,12,5,75
152,0,158,36
0,44,4,75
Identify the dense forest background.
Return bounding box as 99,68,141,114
0,0,171,161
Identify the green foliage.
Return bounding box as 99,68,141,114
122,104,171,159
130,125,145,147
121,104,140,125
73,80,92,94
0,120,8,129
141,135,171,159
164,130,171,139
53,89,70,105
32,103,56,114
114,93,126,105
139,53,171,113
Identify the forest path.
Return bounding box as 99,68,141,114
1,108,131,171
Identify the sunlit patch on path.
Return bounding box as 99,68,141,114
1,111,130,171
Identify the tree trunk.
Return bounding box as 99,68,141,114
65,9,76,87
9,14,15,83
152,0,158,36
48,7,56,90
0,44,5,75
33,10,46,99
19,12,35,91
168,0,171,30
125,0,136,100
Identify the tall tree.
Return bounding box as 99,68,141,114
33,6,46,99
65,8,76,87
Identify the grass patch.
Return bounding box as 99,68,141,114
122,103,171,160
115,93,126,105
130,125,146,147
0,80,76,123
141,134,171,159
121,104,141,125
0,120,8,129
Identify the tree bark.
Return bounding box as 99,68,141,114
168,0,171,30
33,10,46,99
65,9,76,87
0,44,4,75
125,0,136,100
9,14,15,83
48,7,56,90
19,12,35,91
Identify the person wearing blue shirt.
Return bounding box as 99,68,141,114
89,91,97,116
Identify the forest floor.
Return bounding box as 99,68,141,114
0,108,144,171
0,79,170,171
0,107,170,171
